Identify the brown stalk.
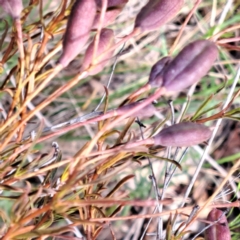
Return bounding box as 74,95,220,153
169,0,202,54
86,202,237,223
47,0,68,30
81,28,115,75
92,0,108,66
3,207,49,239
75,87,166,160
92,7,122,29
196,89,240,123
1,28,142,142
0,64,64,152
7,25,26,140
181,158,240,233
210,24,240,42
57,198,173,207
217,36,240,44
0,28,138,151
1,37,15,64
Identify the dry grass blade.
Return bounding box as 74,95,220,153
0,0,239,239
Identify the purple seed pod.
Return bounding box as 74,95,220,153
123,56,172,101
95,0,128,9
153,122,212,147
117,101,156,118
58,0,97,68
81,28,115,75
0,0,23,19
92,8,121,29
148,56,172,88
134,0,184,32
162,40,218,93
205,209,231,240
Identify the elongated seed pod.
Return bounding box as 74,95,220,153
95,0,128,9
134,0,184,32
81,28,115,75
154,122,211,147
58,0,97,68
116,101,156,118
122,56,172,102
205,209,231,240
92,8,121,29
162,40,218,93
0,0,23,19
148,56,172,88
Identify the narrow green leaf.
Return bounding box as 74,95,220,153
191,94,214,121
136,153,182,170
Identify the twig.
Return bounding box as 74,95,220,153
181,65,240,209
169,0,202,55
218,0,233,25
136,117,162,215
191,210,227,240
94,44,126,111
193,145,240,198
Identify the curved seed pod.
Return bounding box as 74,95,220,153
148,56,172,88
134,0,184,32
205,209,231,240
81,28,115,75
154,122,211,147
162,40,218,93
0,0,23,19
58,0,97,68
121,56,172,102
116,101,156,118
92,8,121,29
95,0,128,9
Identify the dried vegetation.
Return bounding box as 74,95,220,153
0,0,239,239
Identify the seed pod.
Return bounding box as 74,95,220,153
134,0,184,32
122,56,172,102
92,8,121,29
162,40,218,93
205,209,231,240
81,28,115,75
148,56,172,88
154,122,211,147
95,0,128,9
0,0,23,19
58,0,97,68
117,101,156,118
